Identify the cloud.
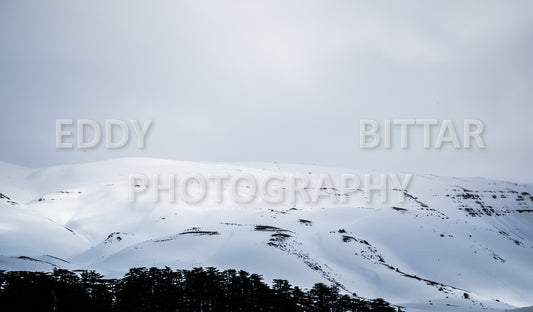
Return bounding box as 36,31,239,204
0,0,532,182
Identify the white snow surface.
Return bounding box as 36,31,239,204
0,157,532,312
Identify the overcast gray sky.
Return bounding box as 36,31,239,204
1,0,532,182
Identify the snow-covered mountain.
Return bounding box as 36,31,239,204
0,158,532,312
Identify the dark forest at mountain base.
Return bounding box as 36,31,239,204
0,267,401,312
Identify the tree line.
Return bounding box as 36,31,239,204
0,267,401,311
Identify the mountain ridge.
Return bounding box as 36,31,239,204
0,157,532,311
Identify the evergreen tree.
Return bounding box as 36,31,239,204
0,267,399,312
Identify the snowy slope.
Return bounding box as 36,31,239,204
0,158,532,311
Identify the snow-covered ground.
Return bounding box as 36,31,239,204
0,158,532,311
